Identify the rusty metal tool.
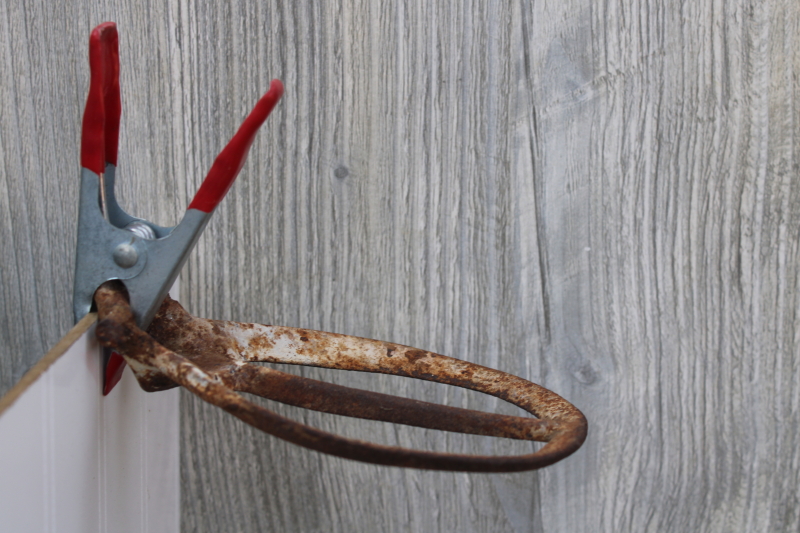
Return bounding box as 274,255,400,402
94,282,587,472
72,22,283,393
76,23,587,472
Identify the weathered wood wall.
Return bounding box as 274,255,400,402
2,1,798,531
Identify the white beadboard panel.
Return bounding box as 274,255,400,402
0,319,179,533
1,1,798,532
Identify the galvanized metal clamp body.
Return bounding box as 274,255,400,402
72,22,283,392
73,163,208,331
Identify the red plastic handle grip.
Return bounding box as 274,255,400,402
81,22,121,175
188,79,284,213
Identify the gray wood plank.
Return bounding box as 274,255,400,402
1,1,798,531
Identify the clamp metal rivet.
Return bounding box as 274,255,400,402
113,243,138,268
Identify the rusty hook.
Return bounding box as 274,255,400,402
94,281,587,472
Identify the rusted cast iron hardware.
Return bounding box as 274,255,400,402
95,281,587,472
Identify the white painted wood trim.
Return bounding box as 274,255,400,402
0,316,179,533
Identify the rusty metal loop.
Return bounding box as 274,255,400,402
94,281,587,472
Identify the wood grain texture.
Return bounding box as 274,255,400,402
1,0,798,531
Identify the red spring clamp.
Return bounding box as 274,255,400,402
72,23,283,393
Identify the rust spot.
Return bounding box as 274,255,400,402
404,349,428,363
300,336,309,342
246,331,275,353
